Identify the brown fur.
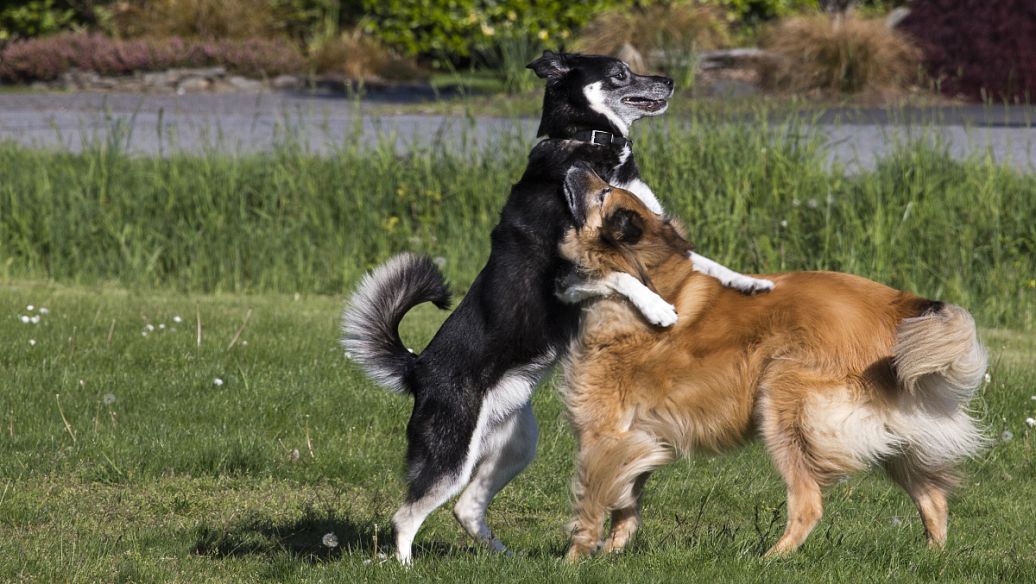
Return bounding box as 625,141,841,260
559,173,987,561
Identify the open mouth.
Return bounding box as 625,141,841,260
621,96,668,112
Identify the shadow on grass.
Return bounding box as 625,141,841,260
192,508,474,563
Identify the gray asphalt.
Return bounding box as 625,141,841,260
1,92,1034,173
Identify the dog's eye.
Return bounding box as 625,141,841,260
612,70,627,81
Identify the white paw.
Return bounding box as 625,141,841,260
728,275,775,295
556,286,584,305
641,297,678,327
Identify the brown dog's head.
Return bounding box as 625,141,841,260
561,164,692,286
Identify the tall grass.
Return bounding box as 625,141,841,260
1,112,1034,328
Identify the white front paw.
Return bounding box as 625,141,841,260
729,275,775,295
641,297,678,327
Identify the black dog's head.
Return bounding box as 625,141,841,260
527,51,674,140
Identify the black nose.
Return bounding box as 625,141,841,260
662,77,674,89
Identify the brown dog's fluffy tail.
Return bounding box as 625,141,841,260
893,303,987,406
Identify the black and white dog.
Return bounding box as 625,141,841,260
342,51,772,564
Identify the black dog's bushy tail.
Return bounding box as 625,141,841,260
341,253,451,395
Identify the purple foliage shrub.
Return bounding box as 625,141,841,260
900,0,1036,102
0,33,306,82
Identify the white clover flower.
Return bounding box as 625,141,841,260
1001,430,1014,442
173,315,183,324
780,220,788,228
1030,395,1036,401
1026,418,1036,428
984,372,991,384
142,331,149,337
241,340,248,346
29,315,40,324
145,324,155,332
321,532,339,548
213,377,224,387
38,307,49,315
433,256,447,268
19,315,29,324
28,339,36,347
26,304,34,311
890,516,903,526
103,393,116,405
288,448,300,462
159,323,166,330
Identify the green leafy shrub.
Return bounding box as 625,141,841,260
0,0,74,41
359,0,625,61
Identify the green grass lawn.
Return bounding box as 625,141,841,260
2,281,1034,583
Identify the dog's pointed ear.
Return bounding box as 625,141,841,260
604,208,644,245
527,50,570,79
563,162,606,226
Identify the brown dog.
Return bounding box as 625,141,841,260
558,168,987,561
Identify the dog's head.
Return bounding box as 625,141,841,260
561,164,692,284
528,51,674,139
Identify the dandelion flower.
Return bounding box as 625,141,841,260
19,315,29,323
322,532,339,548
173,315,183,324
28,339,36,347
1026,418,1036,428
39,307,49,315
103,393,116,405
1001,430,1014,442
213,377,224,387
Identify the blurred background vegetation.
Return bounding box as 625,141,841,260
7,1,1029,103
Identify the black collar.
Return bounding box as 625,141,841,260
569,129,630,149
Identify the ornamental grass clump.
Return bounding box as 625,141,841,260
759,13,921,96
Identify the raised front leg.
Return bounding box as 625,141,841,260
689,252,774,294
557,272,677,327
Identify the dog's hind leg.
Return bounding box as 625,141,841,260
756,374,830,557
453,402,538,554
394,400,486,565
884,458,952,549
393,469,471,565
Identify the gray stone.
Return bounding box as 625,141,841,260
272,74,300,90
143,70,178,88
176,76,211,94
886,7,910,29
227,76,265,91
173,67,227,79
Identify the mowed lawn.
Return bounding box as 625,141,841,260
1,280,1035,583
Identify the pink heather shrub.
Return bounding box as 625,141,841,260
0,33,306,82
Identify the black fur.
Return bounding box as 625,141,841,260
343,52,673,559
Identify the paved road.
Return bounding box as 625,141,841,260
1,92,1034,172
